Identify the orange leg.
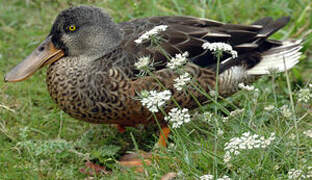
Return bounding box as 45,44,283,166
81,125,170,175
118,126,170,172
157,126,170,147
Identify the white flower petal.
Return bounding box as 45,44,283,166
139,90,172,113
134,25,168,44
165,108,191,128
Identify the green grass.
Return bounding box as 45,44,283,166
0,0,311,179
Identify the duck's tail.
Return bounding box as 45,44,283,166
216,16,303,96
246,39,302,75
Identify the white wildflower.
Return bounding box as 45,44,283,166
264,105,275,111
166,52,189,70
140,90,172,113
202,42,232,51
135,25,168,44
19,126,30,140
173,72,192,91
253,88,260,98
223,131,275,163
209,90,217,97
200,175,231,180
165,108,191,128
217,129,224,136
297,88,312,103
168,143,176,150
222,116,229,123
238,82,255,91
177,170,184,177
280,105,292,118
200,174,214,180
217,175,231,180
287,169,307,179
289,133,296,140
223,151,232,163
222,109,244,122
263,132,276,147
135,56,150,70
309,84,312,88
303,129,312,138
307,166,312,178
202,42,238,58
203,112,213,122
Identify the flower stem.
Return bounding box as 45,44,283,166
283,57,299,166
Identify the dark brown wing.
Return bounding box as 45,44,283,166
118,16,290,74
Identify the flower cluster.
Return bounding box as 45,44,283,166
166,52,189,70
297,87,312,104
288,169,305,179
289,133,296,140
19,126,30,140
140,90,172,113
203,112,214,122
288,166,312,179
264,105,275,111
200,174,214,180
238,83,255,91
217,129,224,136
209,90,217,97
223,132,276,163
165,108,191,128
134,56,150,70
303,129,312,138
202,42,238,58
173,72,192,91
134,25,168,44
222,109,244,122
238,82,260,98
200,174,231,180
280,105,292,118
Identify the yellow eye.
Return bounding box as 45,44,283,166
68,25,76,31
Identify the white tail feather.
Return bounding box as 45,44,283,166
247,40,302,75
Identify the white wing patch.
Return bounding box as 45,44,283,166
247,40,302,75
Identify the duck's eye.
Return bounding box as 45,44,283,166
68,25,77,32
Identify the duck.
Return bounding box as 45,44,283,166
5,5,302,152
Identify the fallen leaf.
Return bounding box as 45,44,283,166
161,172,177,180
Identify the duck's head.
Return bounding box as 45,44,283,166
5,5,121,82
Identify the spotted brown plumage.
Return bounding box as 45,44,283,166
5,6,302,131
